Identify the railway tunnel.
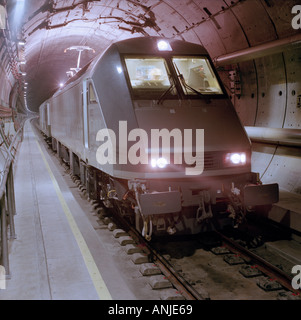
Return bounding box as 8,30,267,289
0,0,301,301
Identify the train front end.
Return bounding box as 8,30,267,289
93,37,279,239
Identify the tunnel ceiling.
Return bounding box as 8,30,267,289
5,0,301,112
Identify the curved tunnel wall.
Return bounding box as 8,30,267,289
0,58,13,108
156,0,301,196
163,0,301,196
233,48,301,195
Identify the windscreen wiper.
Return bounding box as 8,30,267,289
174,63,211,104
157,83,175,105
157,74,180,105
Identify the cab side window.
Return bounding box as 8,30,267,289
89,83,97,104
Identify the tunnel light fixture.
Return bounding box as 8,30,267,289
18,41,25,46
157,40,172,51
116,66,122,74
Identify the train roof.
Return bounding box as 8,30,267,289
49,37,210,101
113,36,209,55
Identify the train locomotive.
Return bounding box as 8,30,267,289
39,37,279,240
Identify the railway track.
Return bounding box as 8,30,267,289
96,206,205,300
125,226,207,300
215,231,301,297
98,201,301,300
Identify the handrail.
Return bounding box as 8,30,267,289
0,119,24,280
0,124,23,197
245,126,301,147
214,33,301,66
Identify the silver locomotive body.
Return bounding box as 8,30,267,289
39,37,278,239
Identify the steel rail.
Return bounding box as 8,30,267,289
126,227,207,300
110,212,208,300
215,231,301,296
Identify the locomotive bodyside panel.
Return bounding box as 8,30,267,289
39,101,51,136
91,44,138,137
90,44,140,176
50,82,85,158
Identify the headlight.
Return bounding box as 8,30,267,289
157,40,172,51
151,157,168,169
224,152,247,166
